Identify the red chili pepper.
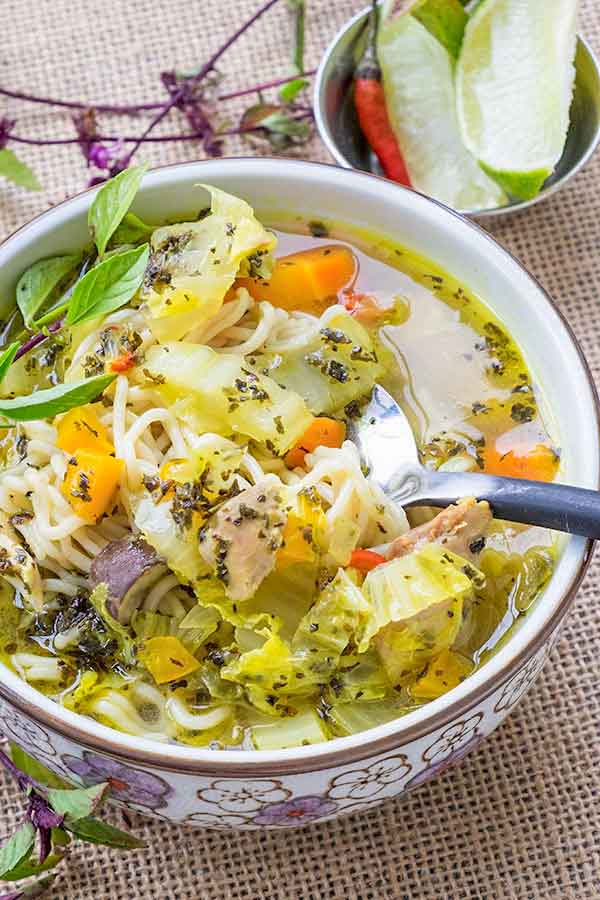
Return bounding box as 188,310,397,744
110,351,137,373
354,3,412,188
349,548,387,573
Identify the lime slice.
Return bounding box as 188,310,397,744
411,0,468,60
456,0,578,201
378,14,506,211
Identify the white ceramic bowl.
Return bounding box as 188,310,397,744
0,159,597,830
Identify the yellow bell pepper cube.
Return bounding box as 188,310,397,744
61,450,124,524
57,405,114,455
410,650,474,701
139,636,200,684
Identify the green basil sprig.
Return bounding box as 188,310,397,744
111,211,154,247
65,244,149,327
0,373,116,422
88,163,148,256
0,341,20,384
16,254,81,328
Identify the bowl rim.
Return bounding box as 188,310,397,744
313,4,600,219
0,156,597,776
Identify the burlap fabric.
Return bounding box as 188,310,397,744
0,1,598,897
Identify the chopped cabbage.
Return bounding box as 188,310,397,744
131,606,220,653
250,708,328,750
143,342,312,452
133,496,210,584
328,698,411,736
142,186,276,341
221,568,372,714
363,545,482,685
252,306,383,414
88,583,136,666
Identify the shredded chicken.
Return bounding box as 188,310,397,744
199,475,287,601
386,497,492,562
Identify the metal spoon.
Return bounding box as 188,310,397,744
353,385,600,539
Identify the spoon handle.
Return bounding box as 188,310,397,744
392,468,600,539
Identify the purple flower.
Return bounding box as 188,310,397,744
61,751,171,809
253,795,338,827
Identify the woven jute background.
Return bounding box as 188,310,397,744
1,2,599,898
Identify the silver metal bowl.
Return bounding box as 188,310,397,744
314,6,600,218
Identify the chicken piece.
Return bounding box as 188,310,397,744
198,475,287,601
386,497,492,563
0,512,44,610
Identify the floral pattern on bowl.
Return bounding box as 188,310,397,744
253,796,338,827
62,751,172,809
493,654,547,713
197,778,291,814
327,755,412,801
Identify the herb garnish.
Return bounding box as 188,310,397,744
0,744,143,898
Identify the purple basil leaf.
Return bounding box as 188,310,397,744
28,793,63,831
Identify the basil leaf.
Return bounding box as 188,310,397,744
46,783,109,824
50,828,70,848
0,343,20,385
111,212,154,247
261,112,311,140
16,255,80,329
0,822,35,878
9,744,69,790
88,164,148,256
0,875,56,899
0,150,41,192
2,852,63,882
65,244,149,327
66,816,146,849
279,77,307,103
0,373,116,423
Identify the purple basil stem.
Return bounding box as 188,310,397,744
14,317,63,362
0,117,15,150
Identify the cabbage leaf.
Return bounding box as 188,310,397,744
143,342,312,452
142,185,276,340
363,544,482,685
252,306,383,414
221,568,372,714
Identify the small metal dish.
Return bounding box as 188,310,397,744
314,6,600,218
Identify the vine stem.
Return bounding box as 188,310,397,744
0,70,316,114
124,0,284,164
6,112,313,147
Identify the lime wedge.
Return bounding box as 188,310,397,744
456,0,578,201
378,14,506,211
411,0,468,60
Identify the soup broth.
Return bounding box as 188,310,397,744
0,188,558,750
